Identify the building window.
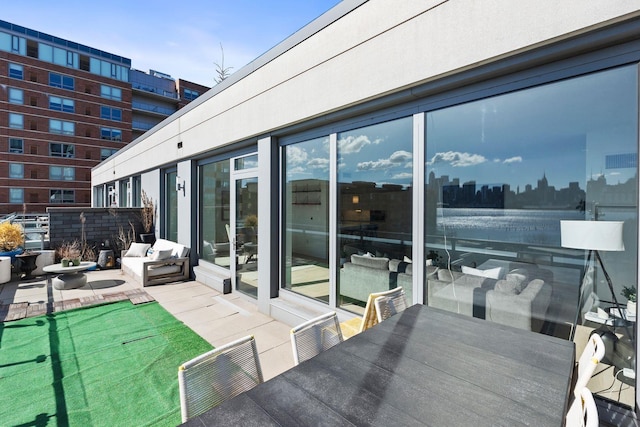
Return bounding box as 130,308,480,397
336,117,414,308
50,189,74,203
283,137,330,300
10,188,24,204
49,119,74,135
9,138,23,153
8,88,23,104
100,127,122,141
8,63,23,79
49,166,75,181
184,88,199,100
49,96,74,113
9,163,23,179
9,113,23,129
49,142,75,158
423,65,638,408
100,106,122,121
100,148,118,160
100,84,122,101
49,72,74,90
198,159,231,267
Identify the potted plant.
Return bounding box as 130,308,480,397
57,240,81,267
0,222,25,258
139,190,156,245
621,286,637,315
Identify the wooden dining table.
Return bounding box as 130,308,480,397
181,304,575,426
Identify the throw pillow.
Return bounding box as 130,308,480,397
124,243,151,257
404,256,413,263
495,279,521,295
461,265,503,280
150,248,173,261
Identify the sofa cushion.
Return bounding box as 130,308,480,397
351,254,389,270
153,238,189,258
461,265,503,280
124,243,151,257
150,248,173,261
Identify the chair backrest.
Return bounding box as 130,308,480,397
359,287,405,333
178,335,263,422
566,386,598,427
574,333,605,398
291,311,343,365
374,288,408,323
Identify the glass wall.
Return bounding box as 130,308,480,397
424,65,638,406
199,159,231,267
337,117,413,312
283,136,330,302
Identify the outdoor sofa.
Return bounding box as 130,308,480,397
120,238,190,286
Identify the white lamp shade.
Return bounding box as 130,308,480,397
560,220,625,251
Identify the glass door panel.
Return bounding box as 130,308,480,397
233,176,258,298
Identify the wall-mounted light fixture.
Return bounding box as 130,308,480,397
176,176,186,196
352,195,359,204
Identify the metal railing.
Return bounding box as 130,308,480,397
1,213,50,250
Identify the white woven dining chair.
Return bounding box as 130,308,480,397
178,335,263,422
565,386,598,427
374,287,408,323
291,311,343,365
573,333,605,398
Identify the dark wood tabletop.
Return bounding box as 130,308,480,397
182,304,575,426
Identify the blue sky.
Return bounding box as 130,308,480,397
3,0,341,86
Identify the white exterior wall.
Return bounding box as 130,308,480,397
92,0,640,185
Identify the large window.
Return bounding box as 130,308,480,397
9,138,23,153
49,72,74,90
424,65,638,406
9,113,23,129
49,142,75,158
283,136,330,302
199,159,231,268
8,88,23,104
100,84,122,101
337,117,414,310
50,119,74,135
100,127,122,141
9,163,23,179
49,166,75,181
100,106,122,121
9,188,23,204
49,96,74,113
50,189,74,204
8,63,23,79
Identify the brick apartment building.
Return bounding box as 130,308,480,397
0,20,208,215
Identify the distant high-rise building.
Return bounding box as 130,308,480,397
0,20,208,214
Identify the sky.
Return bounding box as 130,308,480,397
2,0,342,87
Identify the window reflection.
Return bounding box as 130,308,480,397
200,159,231,268
425,65,637,406
337,117,413,311
283,137,330,302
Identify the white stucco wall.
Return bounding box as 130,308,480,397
92,0,640,185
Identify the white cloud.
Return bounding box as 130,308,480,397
393,172,413,180
503,156,523,164
286,146,308,166
357,150,413,171
308,158,329,169
338,135,381,154
427,151,487,167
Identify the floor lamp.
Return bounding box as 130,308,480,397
560,220,632,342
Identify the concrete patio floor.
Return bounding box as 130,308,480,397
0,268,295,380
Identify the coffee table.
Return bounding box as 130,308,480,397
43,261,97,290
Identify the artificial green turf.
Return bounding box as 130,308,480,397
0,301,213,426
